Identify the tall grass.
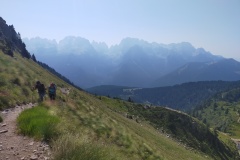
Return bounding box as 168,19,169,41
0,50,72,109
17,105,59,141
52,134,117,160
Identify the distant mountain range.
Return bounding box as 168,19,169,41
23,36,240,88
153,58,240,87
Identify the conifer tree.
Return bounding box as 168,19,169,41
128,97,133,103
31,54,37,62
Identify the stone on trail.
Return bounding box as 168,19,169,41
29,142,34,146
30,154,38,160
0,130,8,134
1,123,7,127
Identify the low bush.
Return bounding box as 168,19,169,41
0,75,7,86
0,115,2,123
12,77,21,86
0,96,10,110
21,87,30,97
17,105,59,141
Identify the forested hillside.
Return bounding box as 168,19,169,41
87,81,240,111
0,17,31,59
193,87,240,138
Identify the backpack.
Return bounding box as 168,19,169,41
39,83,45,93
49,84,56,94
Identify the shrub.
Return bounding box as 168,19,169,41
115,132,132,148
0,76,7,86
22,87,30,97
0,115,2,123
0,96,10,109
12,77,21,86
17,105,59,141
6,49,13,57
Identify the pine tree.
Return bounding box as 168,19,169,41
31,54,37,62
128,97,133,103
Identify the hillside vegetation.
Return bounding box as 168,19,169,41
0,17,239,159
0,50,239,159
0,50,67,110
87,81,240,111
193,87,240,139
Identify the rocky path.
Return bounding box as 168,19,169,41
0,104,51,160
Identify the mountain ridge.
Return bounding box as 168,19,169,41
22,36,235,88
153,58,240,87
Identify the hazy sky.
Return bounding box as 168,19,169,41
1,0,240,60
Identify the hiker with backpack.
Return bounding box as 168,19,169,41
34,81,46,102
48,83,57,100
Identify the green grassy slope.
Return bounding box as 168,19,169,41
0,50,220,160
0,50,70,110
193,88,240,139
0,50,238,159
192,88,240,157
102,97,240,159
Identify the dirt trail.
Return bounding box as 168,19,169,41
0,103,51,160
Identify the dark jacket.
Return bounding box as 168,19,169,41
35,83,45,94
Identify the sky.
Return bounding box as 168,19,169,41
1,0,240,60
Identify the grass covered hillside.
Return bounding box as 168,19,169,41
0,49,239,159
193,87,240,139
0,50,69,110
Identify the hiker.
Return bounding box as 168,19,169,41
34,81,46,102
48,83,57,100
